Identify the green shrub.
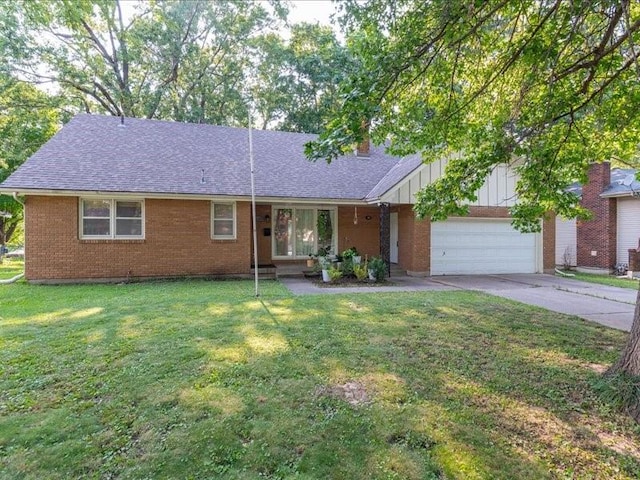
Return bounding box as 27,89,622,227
328,266,343,282
368,256,387,282
353,263,368,281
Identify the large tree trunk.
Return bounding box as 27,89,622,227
607,287,640,420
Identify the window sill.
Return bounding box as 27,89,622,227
79,239,146,244
211,238,238,243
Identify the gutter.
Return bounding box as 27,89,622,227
0,188,371,206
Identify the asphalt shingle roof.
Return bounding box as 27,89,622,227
1,114,420,201
601,168,640,197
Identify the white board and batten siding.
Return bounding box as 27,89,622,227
380,158,519,208
555,218,577,267
617,198,640,265
430,218,541,275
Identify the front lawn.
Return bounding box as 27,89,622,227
560,271,640,290
1,280,639,479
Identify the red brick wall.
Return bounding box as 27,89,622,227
396,205,430,274
25,196,252,281
337,205,380,258
577,163,616,269
542,213,556,273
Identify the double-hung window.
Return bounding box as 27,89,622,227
211,202,236,239
80,199,144,239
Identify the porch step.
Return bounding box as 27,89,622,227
389,263,405,277
250,264,277,280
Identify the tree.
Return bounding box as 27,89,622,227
2,0,285,125
0,75,61,246
250,23,354,133
306,1,640,416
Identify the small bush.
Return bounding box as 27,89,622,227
353,263,368,281
593,371,640,420
328,266,343,282
368,256,387,282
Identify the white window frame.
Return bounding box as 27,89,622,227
271,206,338,260
79,198,145,240
211,201,237,240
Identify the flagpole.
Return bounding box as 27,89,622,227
248,111,260,297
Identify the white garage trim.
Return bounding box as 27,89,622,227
555,218,577,267
430,218,542,275
617,198,640,266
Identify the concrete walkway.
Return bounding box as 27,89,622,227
279,274,638,331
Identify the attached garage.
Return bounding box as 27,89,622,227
430,218,541,275
616,198,640,265
555,217,577,267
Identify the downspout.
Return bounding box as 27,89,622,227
0,192,25,284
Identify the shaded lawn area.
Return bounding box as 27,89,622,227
1,279,640,479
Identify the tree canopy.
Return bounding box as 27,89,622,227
307,0,640,232
0,74,61,245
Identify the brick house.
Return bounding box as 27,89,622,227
555,162,640,273
0,114,555,283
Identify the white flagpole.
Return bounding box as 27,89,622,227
249,111,260,297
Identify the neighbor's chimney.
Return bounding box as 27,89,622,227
576,162,616,271
356,120,370,157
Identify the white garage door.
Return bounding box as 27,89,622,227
555,218,577,267
617,198,640,265
431,219,540,275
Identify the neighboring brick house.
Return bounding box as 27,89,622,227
0,114,555,283
555,162,640,273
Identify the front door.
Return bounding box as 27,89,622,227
390,212,398,263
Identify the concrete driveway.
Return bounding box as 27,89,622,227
280,273,637,331
429,274,637,331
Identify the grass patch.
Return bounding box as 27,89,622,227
1,279,640,479
562,271,640,290
0,258,24,280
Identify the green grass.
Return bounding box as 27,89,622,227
562,270,640,290
1,279,640,479
0,258,24,280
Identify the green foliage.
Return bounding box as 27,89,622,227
2,0,285,125
594,372,640,418
368,256,387,282
307,0,640,231
250,23,354,133
341,246,359,259
341,258,354,276
0,74,61,244
328,265,343,282
353,262,368,281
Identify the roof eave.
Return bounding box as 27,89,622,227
0,187,371,205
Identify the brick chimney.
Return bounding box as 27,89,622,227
355,120,370,157
576,162,617,271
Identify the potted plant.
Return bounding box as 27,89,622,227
315,246,329,266
368,256,387,282
306,254,315,268
319,256,332,282
342,247,361,265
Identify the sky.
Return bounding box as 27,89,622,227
287,0,338,26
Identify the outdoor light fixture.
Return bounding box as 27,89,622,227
264,214,270,223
